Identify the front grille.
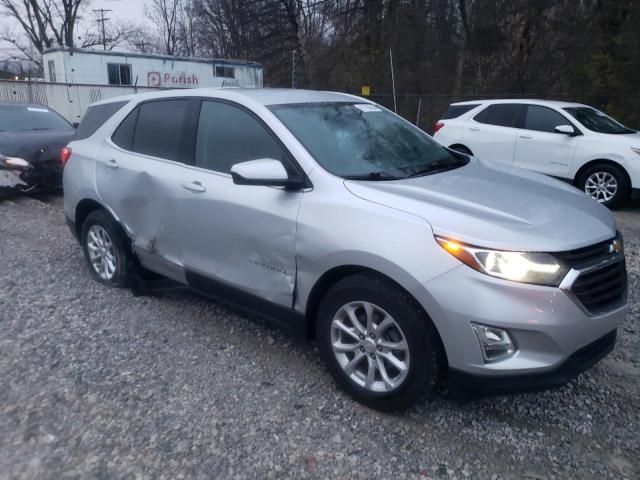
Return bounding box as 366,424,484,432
571,260,627,314
554,237,615,269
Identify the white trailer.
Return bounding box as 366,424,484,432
42,48,263,89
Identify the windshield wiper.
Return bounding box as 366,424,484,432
343,171,402,181
406,157,469,178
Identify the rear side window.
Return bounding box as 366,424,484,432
111,107,139,150
474,104,523,128
131,100,190,161
441,104,480,119
524,105,571,133
75,101,128,140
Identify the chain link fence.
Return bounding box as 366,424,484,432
0,80,160,124
1,80,638,134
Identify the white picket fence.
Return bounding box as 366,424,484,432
0,80,159,123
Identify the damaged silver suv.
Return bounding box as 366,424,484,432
64,89,628,411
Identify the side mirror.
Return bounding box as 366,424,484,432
230,158,303,189
554,124,576,135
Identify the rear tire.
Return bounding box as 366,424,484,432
81,210,133,288
577,163,630,209
316,273,441,411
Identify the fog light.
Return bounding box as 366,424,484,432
471,323,515,362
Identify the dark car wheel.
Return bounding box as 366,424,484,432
577,163,630,209
316,273,442,411
81,210,133,287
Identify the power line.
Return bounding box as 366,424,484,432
93,9,112,50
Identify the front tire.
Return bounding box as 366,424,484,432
577,163,630,209
81,210,133,287
316,273,442,411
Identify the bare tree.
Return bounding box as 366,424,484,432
144,0,181,55
0,0,87,63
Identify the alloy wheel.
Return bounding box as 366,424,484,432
584,171,618,203
330,301,410,393
86,224,117,280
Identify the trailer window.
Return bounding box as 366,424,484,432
215,66,235,79
108,63,132,85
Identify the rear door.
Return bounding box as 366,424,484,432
177,99,303,307
514,105,579,178
95,98,197,282
465,103,525,164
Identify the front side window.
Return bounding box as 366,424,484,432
564,107,635,134
131,100,190,161
108,63,132,85
270,102,467,179
195,101,286,173
524,105,572,133
474,104,523,128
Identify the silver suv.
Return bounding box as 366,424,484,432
64,89,628,411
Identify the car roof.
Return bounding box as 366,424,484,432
451,99,588,109
0,102,50,109
90,88,364,108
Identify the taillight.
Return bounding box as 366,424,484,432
434,121,445,133
60,147,72,167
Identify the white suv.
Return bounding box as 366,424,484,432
433,99,640,208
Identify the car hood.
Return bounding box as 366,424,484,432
344,158,616,252
0,130,75,164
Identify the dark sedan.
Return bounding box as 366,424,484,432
0,103,75,193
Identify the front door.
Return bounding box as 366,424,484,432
514,105,579,178
178,99,303,307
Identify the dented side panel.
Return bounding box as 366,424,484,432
178,167,302,307
94,142,188,283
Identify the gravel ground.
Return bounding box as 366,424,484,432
1,194,638,480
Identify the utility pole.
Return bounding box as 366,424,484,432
93,9,112,50
291,50,296,89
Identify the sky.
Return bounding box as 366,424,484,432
0,0,150,60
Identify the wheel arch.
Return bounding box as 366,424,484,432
74,198,106,239
573,159,631,188
304,265,448,370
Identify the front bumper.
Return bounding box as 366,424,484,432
448,329,616,397
411,263,627,391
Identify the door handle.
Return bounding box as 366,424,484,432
469,127,480,132
519,135,533,139
106,159,119,169
182,181,206,193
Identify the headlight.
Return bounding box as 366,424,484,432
0,153,31,170
436,236,569,286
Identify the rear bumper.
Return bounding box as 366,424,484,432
447,329,616,398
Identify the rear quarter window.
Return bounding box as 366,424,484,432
441,104,481,119
75,101,128,140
